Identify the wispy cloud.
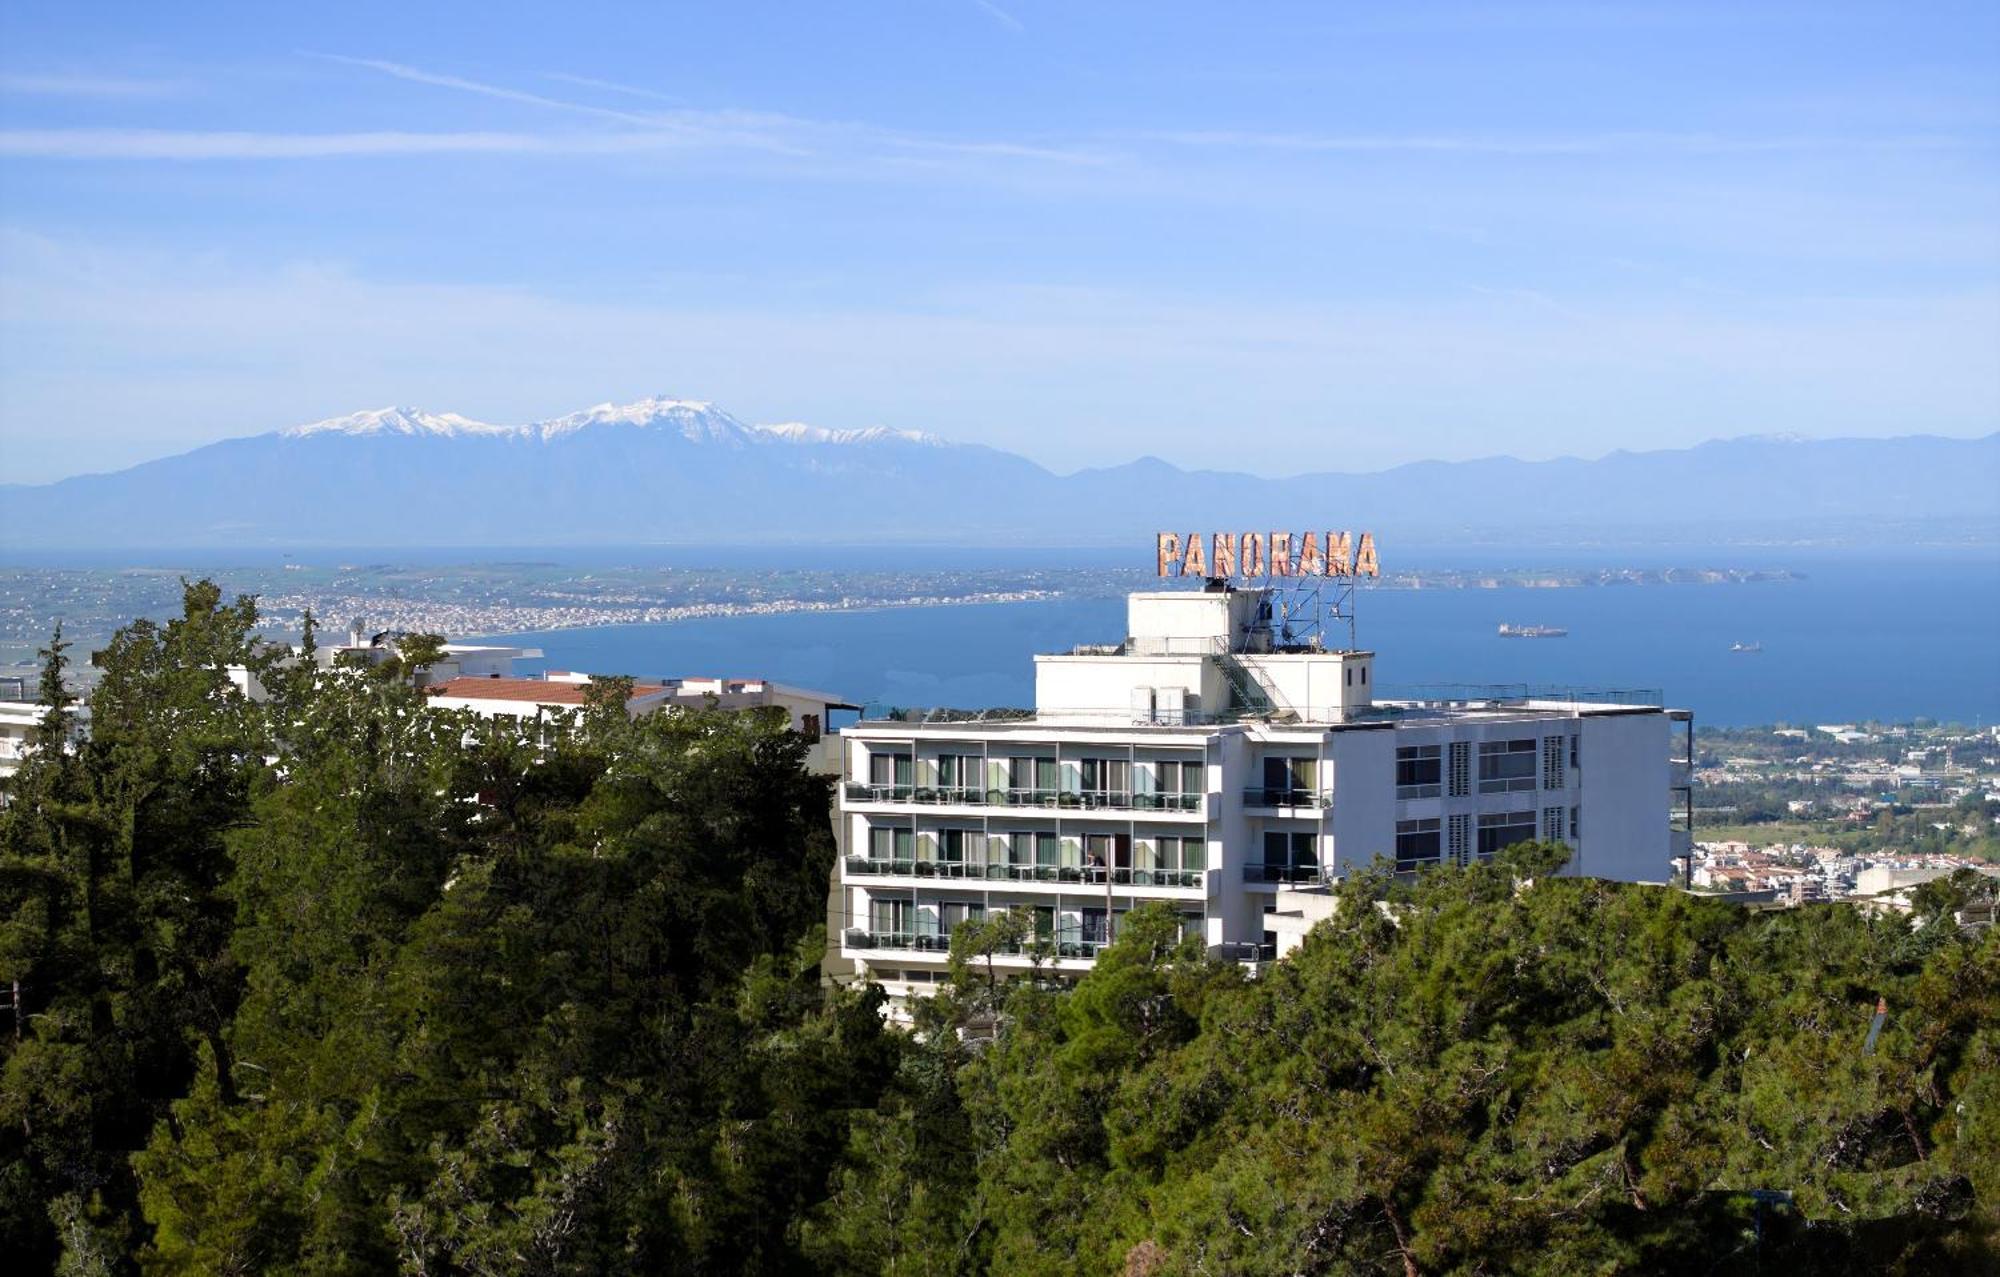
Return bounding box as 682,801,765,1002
970,0,1024,33
311,53,664,127
1143,128,1982,156
0,72,189,97
0,53,1112,170
0,121,1108,168
542,71,682,105
0,128,664,159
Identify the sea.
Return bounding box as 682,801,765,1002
468,546,2000,729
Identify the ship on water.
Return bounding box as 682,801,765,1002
1497,623,1568,638
1729,641,1763,653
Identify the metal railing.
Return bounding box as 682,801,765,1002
841,927,1113,960
1242,787,1332,809
843,856,1205,888
1044,635,1228,658
843,783,1202,813
1379,683,1664,709
1243,864,1324,884
1209,941,1278,963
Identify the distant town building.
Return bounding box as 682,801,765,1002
836,584,1690,1018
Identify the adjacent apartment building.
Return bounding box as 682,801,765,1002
836,584,1692,1014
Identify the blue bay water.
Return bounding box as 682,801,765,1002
480,556,2000,728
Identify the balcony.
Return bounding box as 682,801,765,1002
1243,863,1323,885
1209,940,1278,963
843,783,1202,814
1243,787,1332,810
844,856,1205,889
841,928,1113,961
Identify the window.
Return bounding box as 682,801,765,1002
1478,739,1538,793
1448,741,1471,797
1142,836,1205,883
1569,734,1580,771
869,751,912,789
1035,831,1058,868
1080,756,1130,801
1542,806,1564,842
1083,833,1122,876
936,753,980,794
868,826,914,862
1476,810,1538,859
1261,830,1318,879
1080,907,1110,946
1361,666,1368,685
1395,744,1442,798
1034,757,1060,795
1542,735,1565,790
1395,818,1442,871
869,898,916,937
1263,756,1315,793
1447,813,1471,865
938,901,986,935
939,828,971,864
1569,806,1580,843
1009,831,1034,868
1346,667,1353,687
1007,756,1033,793
1155,758,1203,802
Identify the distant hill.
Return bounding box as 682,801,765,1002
2,397,1993,547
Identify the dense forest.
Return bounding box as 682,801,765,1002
2,584,1995,1274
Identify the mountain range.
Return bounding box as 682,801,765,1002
2,397,1994,548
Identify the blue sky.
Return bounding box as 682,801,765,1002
1,1,1995,482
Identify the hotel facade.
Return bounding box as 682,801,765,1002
836,584,1692,1013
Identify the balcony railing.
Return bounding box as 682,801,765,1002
843,783,1201,813
841,928,1113,960
1242,863,1323,884
1243,787,1332,809
844,856,1205,888
1209,940,1278,963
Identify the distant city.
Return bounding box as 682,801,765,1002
1687,721,2000,905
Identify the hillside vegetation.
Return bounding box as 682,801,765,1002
2,584,1994,1274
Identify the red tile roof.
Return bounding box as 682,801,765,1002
427,677,664,705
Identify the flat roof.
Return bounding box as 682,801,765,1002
427,677,665,706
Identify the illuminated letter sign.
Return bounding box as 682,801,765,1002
1154,529,1379,579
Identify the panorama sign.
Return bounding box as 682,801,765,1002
1156,531,1379,579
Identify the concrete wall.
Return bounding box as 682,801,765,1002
1577,712,1670,882
1033,655,1213,720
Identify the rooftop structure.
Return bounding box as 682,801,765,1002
836,584,1692,1018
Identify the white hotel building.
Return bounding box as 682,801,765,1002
836,584,1692,1009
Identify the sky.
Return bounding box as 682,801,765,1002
1,1,1996,483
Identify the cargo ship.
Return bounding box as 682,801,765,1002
1497,623,1567,638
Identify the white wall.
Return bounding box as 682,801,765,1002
1577,713,1670,882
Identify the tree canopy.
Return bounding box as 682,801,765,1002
1,582,1994,1274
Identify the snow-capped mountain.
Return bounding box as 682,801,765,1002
757,422,948,447
1,397,1993,548
534,397,759,445
282,407,514,439
277,397,954,450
